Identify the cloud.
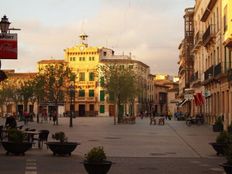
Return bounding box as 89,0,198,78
1,0,194,75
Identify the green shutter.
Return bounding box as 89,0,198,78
89,72,94,81
100,90,105,101
79,90,85,97
100,105,105,113
89,90,94,97
79,72,85,81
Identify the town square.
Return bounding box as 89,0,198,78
0,0,232,174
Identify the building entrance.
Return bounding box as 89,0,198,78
79,104,85,116
109,105,115,117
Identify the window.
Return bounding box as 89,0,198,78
79,57,85,61
89,90,94,97
100,105,105,113
89,72,94,81
103,51,107,56
70,57,76,61
100,90,105,101
89,57,95,61
79,72,85,81
119,65,124,69
79,90,85,97
129,65,133,69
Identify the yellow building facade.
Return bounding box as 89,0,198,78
64,34,114,116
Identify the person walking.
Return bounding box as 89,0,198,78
23,110,29,125
52,110,58,125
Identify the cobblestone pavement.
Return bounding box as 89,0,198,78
0,117,226,174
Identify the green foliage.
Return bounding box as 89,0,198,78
38,63,72,104
216,131,232,144
52,132,67,143
85,146,107,162
7,129,24,143
99,64,139,122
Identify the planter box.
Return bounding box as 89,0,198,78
1,141,33,155
220,163,232,174
46,142,80,156
83,160,112,174
209,142,227,156
213,124,223,132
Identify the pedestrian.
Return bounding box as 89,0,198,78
42,109,47,123
5,114,17,128
23,110,29,125
52,110,58,125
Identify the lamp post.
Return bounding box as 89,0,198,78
69,83,75,127
0,15,10,81
0,15,10,35
0,15,20,81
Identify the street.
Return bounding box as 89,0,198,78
0,117,226,174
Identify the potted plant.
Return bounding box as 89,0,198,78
220,144,232,174
209,131,232,156
46,131,80,156
1,128,33,155
83,146,112,174
213,116,223,132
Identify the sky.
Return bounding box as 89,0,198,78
0,0,194,75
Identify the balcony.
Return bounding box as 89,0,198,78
201,0,217,22
192,32,202,52
214,63,221,77
204,65,214,81
203,25,215,47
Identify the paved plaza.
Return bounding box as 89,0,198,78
0,117,226,174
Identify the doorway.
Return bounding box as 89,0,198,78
79,104,85,117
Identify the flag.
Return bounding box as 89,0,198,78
197,92,204,105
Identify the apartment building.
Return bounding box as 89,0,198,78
178,7,194,114
180,0,232,128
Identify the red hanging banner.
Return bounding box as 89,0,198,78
0,33,17,59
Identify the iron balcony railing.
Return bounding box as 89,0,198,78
203,25,215,46
214,63,221,77
204,65,214,80
204,63,222,81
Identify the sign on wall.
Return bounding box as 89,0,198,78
0,33,17,59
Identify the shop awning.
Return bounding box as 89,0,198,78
177,99,190,107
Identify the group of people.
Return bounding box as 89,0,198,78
37,109,58,125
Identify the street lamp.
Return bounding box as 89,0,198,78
0,15,20,82
0,15,10,35
69,83,75,127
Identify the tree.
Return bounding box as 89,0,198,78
0,80,17,116
100,64,139,124
37,63,72,124
17,80,35,112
